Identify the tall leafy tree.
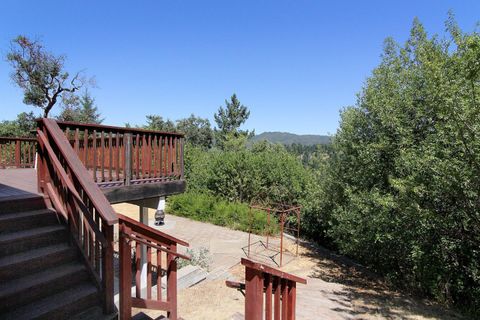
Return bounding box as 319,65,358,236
0,112,36,137
57,90,103,124
176,114,213,149
7,36,89,117
311,15,480,314
144,115,176,132
214,94,253,149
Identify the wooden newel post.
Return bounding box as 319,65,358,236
103,225,115,314
36,126,47,194
245,267,264,320
167,243,178,320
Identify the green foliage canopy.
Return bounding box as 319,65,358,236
184,141,311,205
57,90,104,124
214,94,254,149
7,36,87,117
0,112,36,137
176,114,214,150
143,114,213,150
310,16,480,314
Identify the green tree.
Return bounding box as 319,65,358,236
7,36,88,117
176,114,213,149
214,94,253,149
57,90,103,124
0,112,37,137
311,16,480,315
185,141,309,204
144,115,176,132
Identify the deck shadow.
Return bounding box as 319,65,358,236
301,243,464,319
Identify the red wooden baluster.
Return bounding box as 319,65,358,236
109,132,113,181
135,134,140,180
136,241,142,298
100,131,105,182
167,243,178,320
281,279,288,319
287,281,296,320
274,277,281,320
116,134,120,181
93,130,97,182
157,249,162,302
15,140,20,167
265,274,273,320
147,245,152,299
83,129,88,167
152,135,157,178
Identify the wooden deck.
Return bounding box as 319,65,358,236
0,168,184,206
0,169,38,200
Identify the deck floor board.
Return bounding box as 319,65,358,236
0,169,38,200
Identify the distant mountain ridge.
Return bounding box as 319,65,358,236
251,131,331,145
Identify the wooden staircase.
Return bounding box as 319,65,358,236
0,194,114,320
0,119,190,319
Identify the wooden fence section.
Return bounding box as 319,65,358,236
56,121,185,188
118,214,190,320
36,118,118,314
0,137,36,168
226,258,307,320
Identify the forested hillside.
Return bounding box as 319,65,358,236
251,131,331,145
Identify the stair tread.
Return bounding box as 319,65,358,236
2,282,98,319
70,306,117,320
0,194,45,214
0,243,72,268
0,208,56,222
0,262,86,298
0,224,65,242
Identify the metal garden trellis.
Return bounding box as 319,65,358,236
247,203,301,267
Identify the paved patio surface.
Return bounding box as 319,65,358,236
113,203,463,320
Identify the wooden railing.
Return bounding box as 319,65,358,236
56,121,185,188
118,214,190,320
36,118,117,314
0,137,36,168
226,258,307,320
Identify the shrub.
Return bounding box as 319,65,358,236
167,191,277,235
184,142,311,205
316,18,480,315
178,247,213,271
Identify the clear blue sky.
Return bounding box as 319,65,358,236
0,1,479,135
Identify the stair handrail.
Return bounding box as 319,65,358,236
38,119,118,224
36,118,117,314
37,129,107,245
118,213,190,320
118,213,188,247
